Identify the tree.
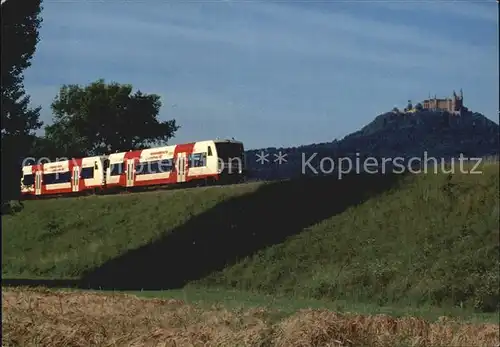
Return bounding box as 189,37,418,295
406,100,413,111
1,0,44,139
415,102,423,111
45,79,180,158
26,135,61,161
1,0,44,205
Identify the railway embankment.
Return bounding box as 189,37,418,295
2,163,499,314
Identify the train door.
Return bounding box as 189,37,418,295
126,159,135,187
103,159,109,186
72,166,80,192
176,153,187,183
35,171,42,195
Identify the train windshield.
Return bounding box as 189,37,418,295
22,174,34,186
215,142,244,161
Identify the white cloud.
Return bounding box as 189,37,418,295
36,1,493,68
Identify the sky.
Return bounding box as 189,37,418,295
23,0,498,150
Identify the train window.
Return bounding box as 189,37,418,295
42,171,72,185
188,154,196,167
22,174,34,186
110,163,124,176
138,161,156,175
208,146,213,156
215,143,243,161
135,162,144,175
80,167,95,179
188,153,207,167
158,159,173,172
150,161,160,174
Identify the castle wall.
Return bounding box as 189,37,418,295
421,91,463,113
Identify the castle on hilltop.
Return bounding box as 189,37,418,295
402,89,468,115
422,89,465,114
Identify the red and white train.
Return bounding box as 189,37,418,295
20,139,246,198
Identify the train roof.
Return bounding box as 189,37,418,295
212,138,243,145
24,140,245,167
108,139,243,155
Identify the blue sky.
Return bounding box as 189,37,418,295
24,0,498,150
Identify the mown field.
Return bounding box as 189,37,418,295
2,163,499,345
3,287,499,347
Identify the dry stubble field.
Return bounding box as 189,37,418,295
2,287,499,347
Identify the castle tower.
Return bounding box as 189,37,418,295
457,88,464,111
451,88,464,113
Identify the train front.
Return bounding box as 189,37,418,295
214,140,246,183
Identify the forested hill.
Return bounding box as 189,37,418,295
245,110,499,180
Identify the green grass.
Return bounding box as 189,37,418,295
199,168,499,313
137,287,498,323
2,183,261,278
15,286,497,324
3,163,499,318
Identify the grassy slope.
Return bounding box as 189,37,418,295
2,183,261,278
199,166,499,313
3,164,499,315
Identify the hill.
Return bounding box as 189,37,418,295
245,110,499,180
3,163,499,313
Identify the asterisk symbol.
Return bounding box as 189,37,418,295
274,151,287,164
256,151,269,164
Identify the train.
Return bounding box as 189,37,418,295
20,139,246,198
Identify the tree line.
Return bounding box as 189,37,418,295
30,79,179,161
1,0,179,206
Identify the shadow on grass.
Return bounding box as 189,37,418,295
3,172,407,291
2,278,80,288
1,200,24,216
80,172,406,290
